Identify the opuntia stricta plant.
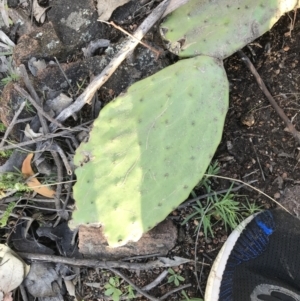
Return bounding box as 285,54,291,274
72,0,300,247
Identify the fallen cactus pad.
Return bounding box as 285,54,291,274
160,0,299,59
72,55,228,247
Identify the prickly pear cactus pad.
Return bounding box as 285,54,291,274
160,0,299,59
72,55,228,247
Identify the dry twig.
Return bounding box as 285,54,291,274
160,284,192,300
103,21,160,57
50,0,170,130
19,252,190,270
238,50,300,144
109,268,159,301
142,270,168,291
0,100,26,148
0,123,90,151
14,84,64,129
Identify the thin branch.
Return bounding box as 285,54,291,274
122,253,162,261
178,180,258,209
142,270,168,291
103,21,160,57
159,284,192,300
54,56,75,94
249,138,265,181
238,50,300,144
47,141,73,175
50,0,171,130
19,64,41,105
0,100,26,148
109,268,159,301
0,124,90,151
18,252,190,270
204,174,290,213
18,64,51,136
14,84,65,129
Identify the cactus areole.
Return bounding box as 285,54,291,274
72,0,300,247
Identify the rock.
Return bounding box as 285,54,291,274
34,44,169,99
281,185,300,218
78,219,177,259
48,0,105,50
13,22,65,66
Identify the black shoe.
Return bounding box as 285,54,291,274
205,209,300,300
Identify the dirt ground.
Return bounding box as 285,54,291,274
1,1,300,300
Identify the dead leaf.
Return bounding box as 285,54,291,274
24,263,63,298
97,0,130,21
26,177,55,198
46,93,73,116
28,57,47,76
0,244,29,296
64,279,77,300
0,30,14,47
0,0,10,27
24,124,43,139
32,0,49,23
22,153,56,198
22,153,34,177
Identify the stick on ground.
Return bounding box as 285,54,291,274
18,252,190,270
238,50,300,144
50,0,171,130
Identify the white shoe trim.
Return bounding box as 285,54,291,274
204,213,258,301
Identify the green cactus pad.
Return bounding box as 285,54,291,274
72,56,228,247
160,0,299,59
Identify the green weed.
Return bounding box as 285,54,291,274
0,149,13,158
124,285,135,299
182,183,262,238
1,56,19,85
0,122,6,132
192,160,220,196
1,72,19,85
24,100,35,114
167,268,185,286
104,277,122,301
0,202,15,227
0,172,30,194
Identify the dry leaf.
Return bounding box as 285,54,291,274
64,279,77,300
22,153,34,177
26,177,55,198
28,57,46,76
24,124,43,139
0,244,29,296
32,0,49,23
0,0,10,27
22,153,56,198
0,30,14,47
97,0,130,21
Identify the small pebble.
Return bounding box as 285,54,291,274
274,192,281,199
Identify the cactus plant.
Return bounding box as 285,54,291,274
72,56,228,247
72,0,299,247
160,0,299,59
